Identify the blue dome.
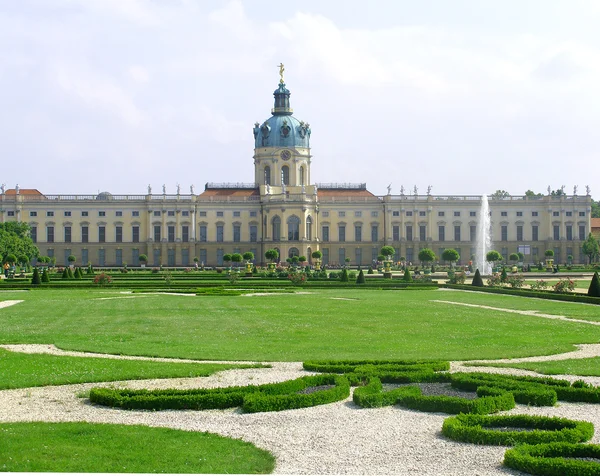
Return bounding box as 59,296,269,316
253,115,311,148
252,81,311,149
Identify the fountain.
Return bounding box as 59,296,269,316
475,195,492,275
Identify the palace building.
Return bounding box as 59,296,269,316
0,72,593,268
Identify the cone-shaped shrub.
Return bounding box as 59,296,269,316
62,268,69,279
340,268,349,282
588,272,600,297
472,269,484,287
500,267,508,283
41,269,50,283
356,269,365,284
403,269,412,282
367,266,374,275
67,267,74,279
75,267,83,279
31,268,41,285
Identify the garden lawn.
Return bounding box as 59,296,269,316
473,357,600,377
0,422,274,473
0,348,258,390
1,288,600,361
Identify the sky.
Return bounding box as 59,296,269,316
1,0,600,197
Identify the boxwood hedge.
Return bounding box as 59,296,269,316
504,442,600,476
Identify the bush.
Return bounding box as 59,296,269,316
340,268,349,282
61,268,69,279
403,269,412,282
588,272,600,297
356,269,365,284
367,266,374,274
554,278,576,293
506,274,525,289
41,269,50,283
448,272,466,285
504,442,600,476
31,268,41,285
530,279,549,291
442,414,594,446
93,273,112,286
471,269,484,287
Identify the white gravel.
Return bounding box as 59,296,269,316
1,344,600,475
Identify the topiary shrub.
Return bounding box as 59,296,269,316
62,268,69,279
31,267,41,285
367,266,374,274
67,267,74,279
472,269,484,287
356,269,365,284
504,442,600,476
41,269,50,283
442,414,594,446
340,268,349,282
403,269,412,282
500,267,508,283
588,272,600,298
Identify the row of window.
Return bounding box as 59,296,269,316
7,210,260,218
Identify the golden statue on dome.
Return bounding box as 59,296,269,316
278,63,285,83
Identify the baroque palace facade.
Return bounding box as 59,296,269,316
0,73,593,268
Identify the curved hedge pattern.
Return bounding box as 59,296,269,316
504,442,600,476
90,374,350,413
442,414,594,446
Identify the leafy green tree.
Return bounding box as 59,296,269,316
242,251,254,262
298,255,307,263
582,234,600,264
491,190,510,199
591,199,600,218
545,249,554,258
4,253,17,265
486,250,503,268
223,254,233,267
525,190,543,197
380,246,395,260
418,248,436,266
441,248,460,267
509,253,519,263
517,252,524,262
311,250,322,260
0,222,39,264
231,253,243,268
138,254,148,265
265,249,279,262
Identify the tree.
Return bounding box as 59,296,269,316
525,190,543,198
138,254,148,265
471,269,484,287
517,252,524,262
491,190,510,199
231,253,243,268
31,267,41,285
582,233,600,264
380,246,395,260
486,250,503,268
441,248,460,267
68,255,76,266
311,250,322,260
242,251,254,262
592,199,600,219
509,253,519,263
588,272,600,297
298,255,307,263
265,249,279,263
356,269,365,284
545,249,554,258
0,222,39,264
418,248,436,266
223,254,232,267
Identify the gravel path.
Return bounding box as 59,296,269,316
2,344,600,474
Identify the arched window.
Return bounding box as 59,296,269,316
306,216,312,241
264,166,271,185
287,216,300,241
299,166,305,185
281,165,289,186
288,247,299,258
272,216,281,241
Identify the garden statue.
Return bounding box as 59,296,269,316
547,185,551,195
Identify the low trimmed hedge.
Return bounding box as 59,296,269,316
89,374,349,413
303,360,449,374
352,378,420,408
504,442,600,476
442,414,594,446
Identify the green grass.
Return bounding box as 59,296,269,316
472,357,600,377
2,288,600,361
0,348,259,390
0,422,275,473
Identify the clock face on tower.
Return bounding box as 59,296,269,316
280,149,291,161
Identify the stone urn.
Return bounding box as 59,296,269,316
383,259,393,279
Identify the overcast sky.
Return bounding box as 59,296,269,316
2,0,600,198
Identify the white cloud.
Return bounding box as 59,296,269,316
128,65,150,83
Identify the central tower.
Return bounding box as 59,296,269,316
253,68,314,195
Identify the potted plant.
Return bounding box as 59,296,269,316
380,246,395,278
545,249,554,271
67,254,76,268
265,249,279,271
418,248,436,275
223,253,232,271
311,250,322,270
486,250,503,273
243,251,254,275
138,254,148,268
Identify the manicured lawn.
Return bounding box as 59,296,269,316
0,422,275,473
473,357,600,377
0,348,259,390
1,288,600,361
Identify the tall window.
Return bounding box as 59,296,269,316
115,226,123,243
516,226,523,242
438,226,445,242
306,216,312,241
392,225,399,241
454,225,460,242
322,225,329,242
338,225,346,242
339,248,345,265
579,225,586,240
47,226,54,243
199,225,207,242
132,226,139,243
272,216,281,241
264,166,271,185
566,225,573,241
250,225,258,242
98,226,106,243
299,166,305,185
281,165,289,185
371,225,378,242
553,225,560,241
233,224,241,242
182,225,189,243
406,225,413,241
501,225,508,241
168,226,175,243
419,225,426,241
287,216,300,241
154,225,161,242
81,226,88,243
355,225,362,242
532,225,538,241
216,225,224,242
64,226,71,243
470,225,476,242
30,226,37,243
